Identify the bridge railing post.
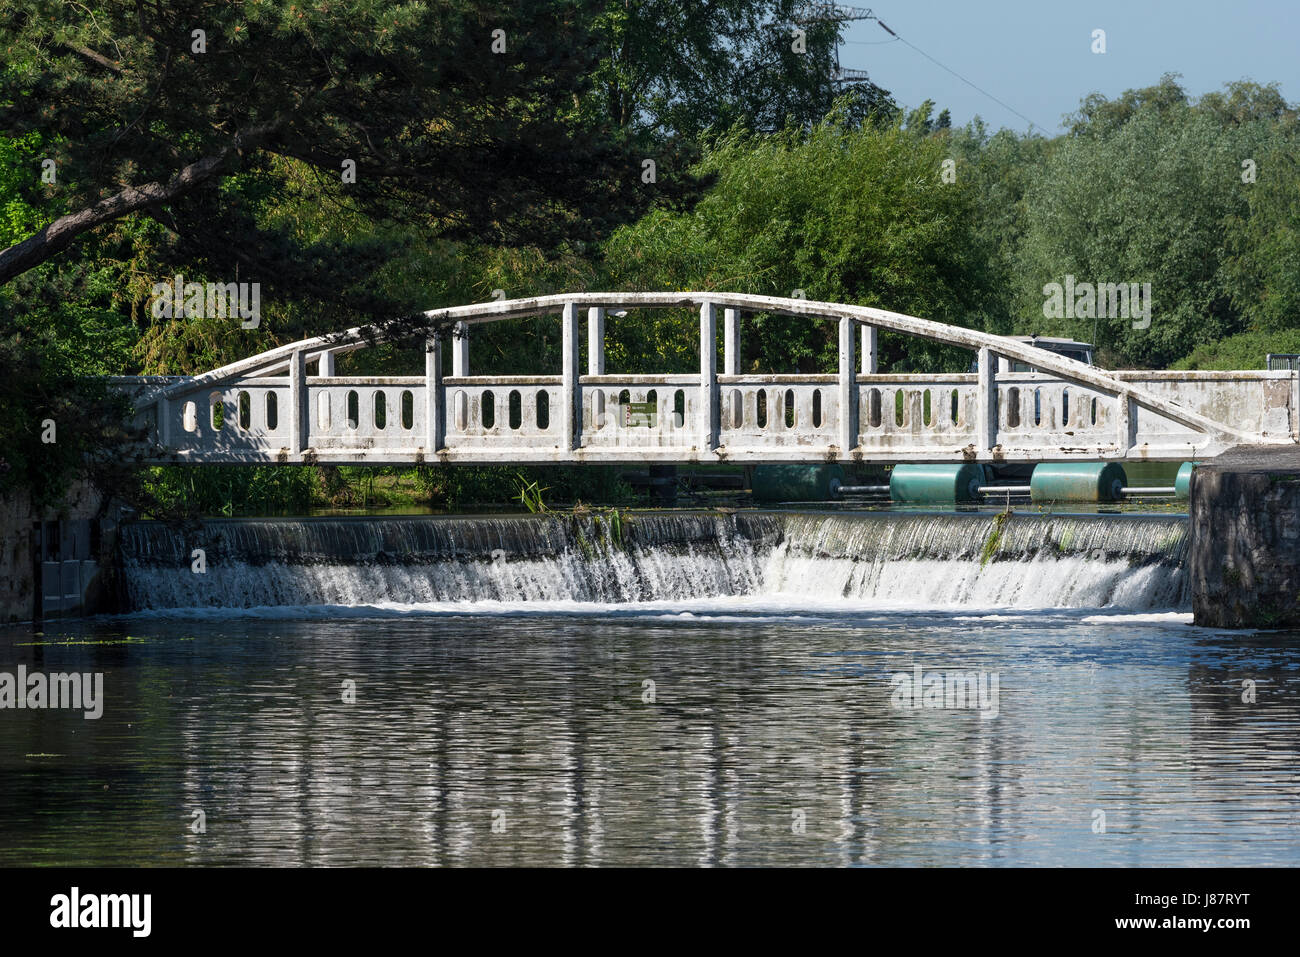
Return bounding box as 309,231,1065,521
452,321,468,375
859,324,877,375
451,321,468,432
425,333,444,454
839,317,857,455
289,347,306,454
587,306,605,431
1116,391,1134,455
723,307,740,375
699,302,718,453
977,346,997,453
155,396,170,449
587,307,605,375
1291,369,1300,442
563,303,581,452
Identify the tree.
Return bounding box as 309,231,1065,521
598,111,997,374
945,119,1053,334
1222,136,1300,334
586,0,894,141
1014,78,1287,367
0,0,669,291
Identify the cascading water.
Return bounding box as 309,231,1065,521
116,511,1190,613
765,512,1189,609
117,512,779,610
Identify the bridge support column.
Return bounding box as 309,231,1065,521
563,303,581,452
859,324,877,375
289,348,306,455
699,303,718,453
452,321,469,376
318,350,335,376
1192,452,1300,628
977,346,997,452
723,307,740,375
425,334,443,454
838,318,857,455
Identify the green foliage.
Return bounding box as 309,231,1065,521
0,335,139,507
141,466,317,517
1013,76,1299,367
607,507,624,548
585,0,892,140
1,0,662,291
514,475,551,514
0,130,48,247
600,113,998,373
1171,330,1300,371
1223,142,1300,333
980,508,1012,568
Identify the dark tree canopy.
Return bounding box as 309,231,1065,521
586,0,894,140
0,0,681,288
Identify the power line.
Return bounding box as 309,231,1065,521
869,18,1046,133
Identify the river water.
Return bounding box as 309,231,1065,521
2,511,1298,866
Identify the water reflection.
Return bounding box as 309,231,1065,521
1,611,1298,866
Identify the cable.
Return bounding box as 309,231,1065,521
871,19,1046,133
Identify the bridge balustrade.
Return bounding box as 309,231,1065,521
108,293,1299,464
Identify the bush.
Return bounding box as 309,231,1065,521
1171,330,1300,370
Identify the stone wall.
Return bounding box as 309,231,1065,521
0,481,110,624
1191,448,1300,628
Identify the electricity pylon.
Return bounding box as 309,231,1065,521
792,3,878,84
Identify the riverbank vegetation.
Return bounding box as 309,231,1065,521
3,2,1299,515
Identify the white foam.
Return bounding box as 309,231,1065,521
117,513,1190,619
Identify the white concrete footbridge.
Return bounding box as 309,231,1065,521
111,293,1300,465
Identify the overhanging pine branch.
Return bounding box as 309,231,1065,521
0,120,283,285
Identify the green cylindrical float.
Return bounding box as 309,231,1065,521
1174,461,1198,500
1029,462,1127,503
889,464,986,504
751,464,845,502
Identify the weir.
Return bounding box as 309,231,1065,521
116,511,1190,612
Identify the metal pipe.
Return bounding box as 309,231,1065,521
1119,487,1176,495
977,486,1032,494
837,485,890,494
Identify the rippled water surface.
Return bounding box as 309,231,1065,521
3,605,1299,866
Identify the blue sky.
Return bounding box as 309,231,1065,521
838,0,1300,134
